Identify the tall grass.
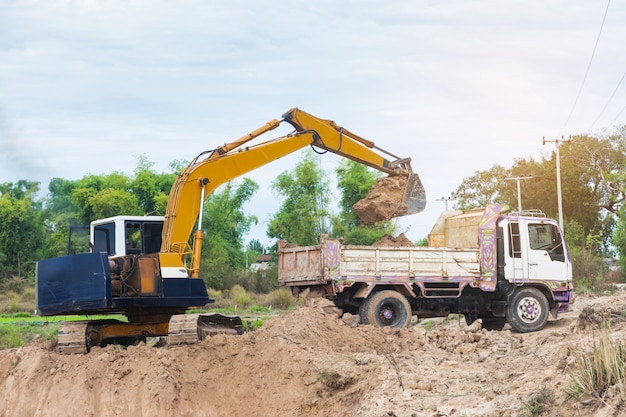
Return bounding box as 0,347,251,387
568,331,626,404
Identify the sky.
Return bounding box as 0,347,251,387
1,0,625,247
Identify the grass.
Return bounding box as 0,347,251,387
0,282,298,350
0,321,59,349
0,312,129,349
0,288,291,350
520,386,555,417
568,330,626,405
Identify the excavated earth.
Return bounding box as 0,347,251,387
353,176,409,224
1,290,626,417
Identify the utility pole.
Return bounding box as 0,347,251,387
504,176,532,211
436,196,456,210
542,136,571,231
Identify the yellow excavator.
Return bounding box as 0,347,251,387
35,108,426,353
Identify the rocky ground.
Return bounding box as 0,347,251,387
1,289,626,417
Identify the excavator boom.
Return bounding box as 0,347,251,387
162,108,426,273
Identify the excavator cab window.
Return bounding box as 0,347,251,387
125,222,142,254
125,221,164,255
93,222,115,256
143,222,163,254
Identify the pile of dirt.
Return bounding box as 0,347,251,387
577,293,626,330
1,292,626,416
352,176,409,224
372,233,415,247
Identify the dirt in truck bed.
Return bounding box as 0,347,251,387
372,232,415,247
2,291,626,417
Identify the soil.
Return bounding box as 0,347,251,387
353,176,409,224
372,233,415,247
1,290,626,417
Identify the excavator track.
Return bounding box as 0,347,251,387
56,314,244,353
168,313,244,345
57,322,90,354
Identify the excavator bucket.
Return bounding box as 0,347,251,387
400,173,427,216
352,173,427,225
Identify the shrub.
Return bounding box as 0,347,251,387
266,288,294,309
230,285,251,307
568,331,626,404
520,386,555,417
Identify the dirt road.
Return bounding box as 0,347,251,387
1,291,625,417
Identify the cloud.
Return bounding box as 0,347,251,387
0,0,625,241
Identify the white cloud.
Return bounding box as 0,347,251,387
1,0,625,245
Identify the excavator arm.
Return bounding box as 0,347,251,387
160,108,426,275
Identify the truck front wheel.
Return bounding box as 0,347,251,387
506,287,549,333
360,290,411,328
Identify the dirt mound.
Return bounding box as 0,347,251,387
352,176,408,224
1,292,626,416
372,233,415,247
576,293,626,330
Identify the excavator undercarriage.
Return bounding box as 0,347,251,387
57,313,244,354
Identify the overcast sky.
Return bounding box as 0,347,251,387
1,0,625,246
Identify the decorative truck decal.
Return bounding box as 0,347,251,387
477,204,509,292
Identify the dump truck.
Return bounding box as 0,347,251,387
278,204,574,333
35,107,426,353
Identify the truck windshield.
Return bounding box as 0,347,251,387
528,223,564,261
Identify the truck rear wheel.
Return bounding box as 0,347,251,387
360,290,411,328
506,287,549,333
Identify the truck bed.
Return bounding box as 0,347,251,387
277,238,481,286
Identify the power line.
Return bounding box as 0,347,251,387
610,102,626,126
560,0,611,133
591,70,626,129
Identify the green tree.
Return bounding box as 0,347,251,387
611,167,626,274
331,160,398,245
42,158,179,258
614,211,626,274
247,239,265,254
453,164,510,209
200,178,259,289
130,155,177,216
267,150,331,246
0,181,44,280
452,132,625,256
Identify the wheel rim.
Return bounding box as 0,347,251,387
517,296,542,323
378,302,400,326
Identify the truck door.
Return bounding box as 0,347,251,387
504,221,526,281
503,219,569,282
525,221,569,281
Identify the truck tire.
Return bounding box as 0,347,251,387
361,290,411,328
506,287,549,333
